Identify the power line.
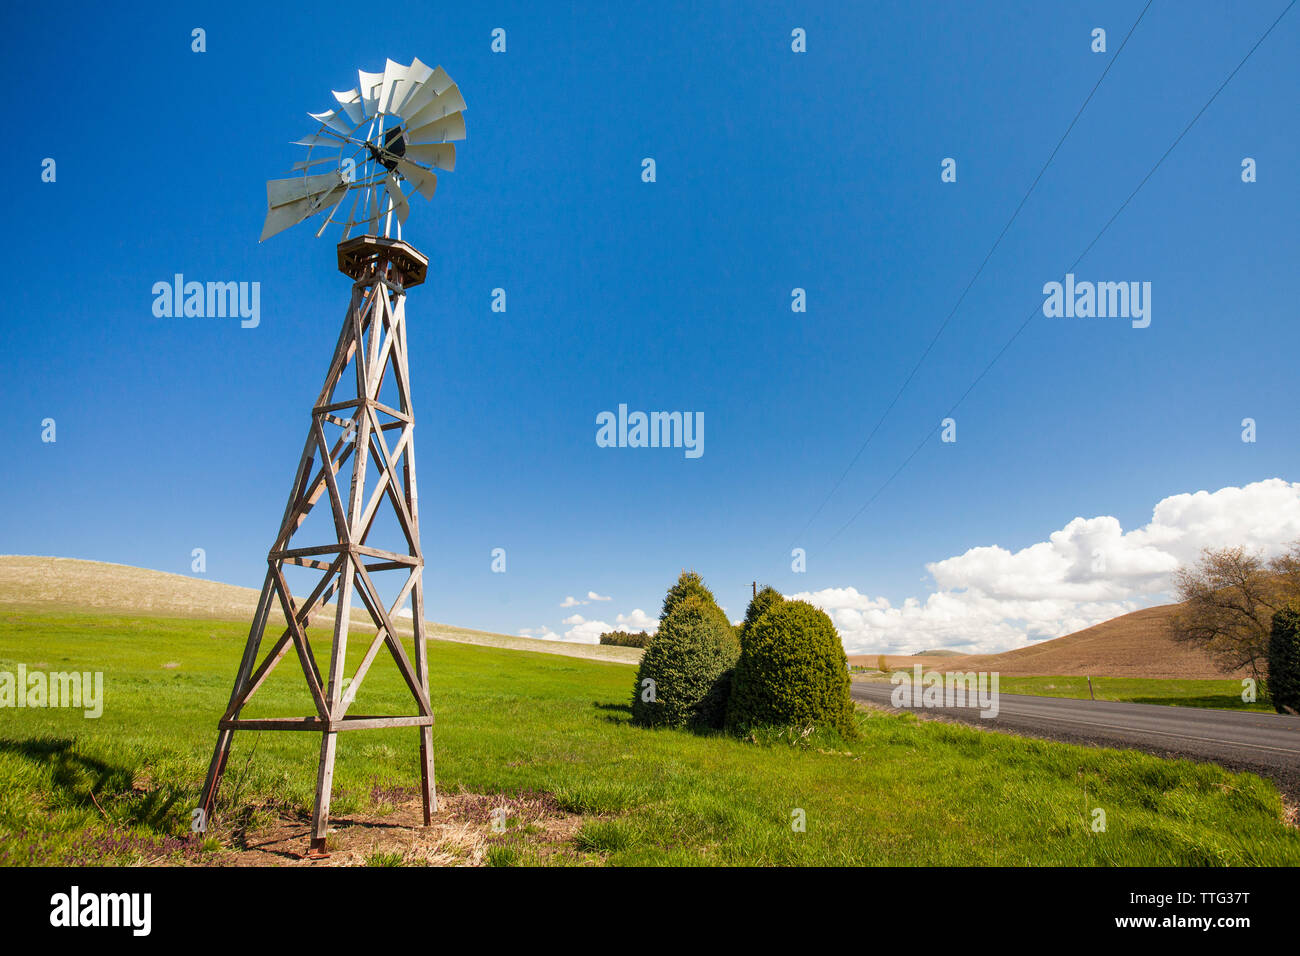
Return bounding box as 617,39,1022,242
821,0,1297,550
786,1,1156,551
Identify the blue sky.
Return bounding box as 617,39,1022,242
4,1,1298,653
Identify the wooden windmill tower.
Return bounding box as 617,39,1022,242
199,58,466,857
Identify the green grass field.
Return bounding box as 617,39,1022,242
1,609,1297,866
855,672,1271,712
994,676,1271,712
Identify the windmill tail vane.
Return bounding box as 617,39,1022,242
260,56,466,242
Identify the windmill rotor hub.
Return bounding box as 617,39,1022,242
379,127,407,170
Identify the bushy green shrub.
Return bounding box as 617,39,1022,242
1268,607,1300,715
726,599,858,739
632,594,740,730
660,570,720,623
599,630,653,648
740,585,784,646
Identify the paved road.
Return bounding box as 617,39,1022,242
851,681,1300,796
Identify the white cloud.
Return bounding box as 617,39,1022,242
560,590,612,607
561,614,609,643
522,607,660,645
615,608,658,634
521,613,616,644
794,479,1300,657
518,626,560,641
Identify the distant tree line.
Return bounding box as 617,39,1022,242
599,630,653,648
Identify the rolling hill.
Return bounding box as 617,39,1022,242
0,555,640,665
848,604,1247,679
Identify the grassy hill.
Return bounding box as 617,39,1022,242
948,605,1245,679
848,603,1243,680
0,556,640,666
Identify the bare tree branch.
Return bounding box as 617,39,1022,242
1168,541,1300,684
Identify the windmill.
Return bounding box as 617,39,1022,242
198,57,465,857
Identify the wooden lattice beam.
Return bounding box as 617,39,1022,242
200,237,435,856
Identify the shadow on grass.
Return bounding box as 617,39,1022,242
0,737,184,831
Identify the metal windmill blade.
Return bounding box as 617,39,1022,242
259,57,466,242
260,170,349,241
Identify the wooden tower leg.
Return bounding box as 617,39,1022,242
309,542,359,855
414,568,435,823
417,728,435,824
198,567,278,826
198,728,234,822
310,730,340,856
414,577,435,824
400,302,436,821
